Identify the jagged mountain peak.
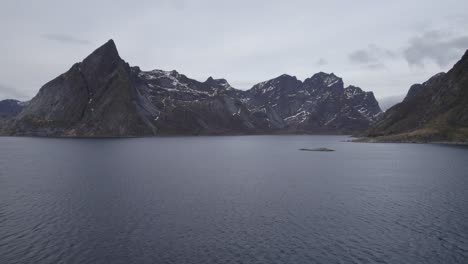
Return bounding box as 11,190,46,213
312,71,338,77
344,85,379,104
304,72,343,89
344,85,377,98
249,74,301,94
263,74,297,82
79,39,127,93
344,85,364,97
268,74,300,84
83,39,120,63
277,73,297,79
205,76,229,85
203,76,235,91
253,74,297,85
309,72,340,80
344,85,362,91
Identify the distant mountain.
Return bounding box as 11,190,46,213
0,40,382,137
0,99,27,119
377,94,405,111
365,50,468,143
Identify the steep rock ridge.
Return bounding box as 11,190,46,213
1,40,383,136
366,50,468,142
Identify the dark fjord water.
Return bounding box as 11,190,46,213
1,136,467,264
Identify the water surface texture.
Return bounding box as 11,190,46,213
1,136,467,263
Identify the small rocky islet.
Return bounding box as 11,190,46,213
299,148,335,152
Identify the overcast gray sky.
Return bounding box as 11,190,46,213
1,0,468,101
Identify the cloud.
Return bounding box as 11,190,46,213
403,30,468,67
349,50,373,64
0,83,29,100
348,44,395,70
365,63,386,70
316,58,327,66
377,94,405,111
169,0,186,10
349,45,396,63
42,33,91,45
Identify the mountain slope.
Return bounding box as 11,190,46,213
1,40,382,137
365,50,468,143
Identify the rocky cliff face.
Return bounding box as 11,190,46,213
1,40,382,137
366,50,468,142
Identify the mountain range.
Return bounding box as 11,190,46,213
0,40,383,137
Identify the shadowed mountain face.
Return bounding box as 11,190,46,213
0,99,27,119
1,40,382,137
366,50,468,142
